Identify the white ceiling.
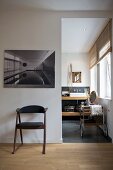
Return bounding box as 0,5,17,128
0,0,113,11
62,18,109,53
0,0,112,53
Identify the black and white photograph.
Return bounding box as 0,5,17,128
4,50,55,88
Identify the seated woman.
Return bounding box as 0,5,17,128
88,91,102,115
88,91,98,105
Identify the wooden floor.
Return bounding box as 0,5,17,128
0,143,113,170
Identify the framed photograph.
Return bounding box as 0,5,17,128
4,50,55,88
72,72,81,83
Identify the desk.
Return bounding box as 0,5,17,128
62,96,88,116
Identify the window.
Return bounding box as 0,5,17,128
99,52,111,98
90,65,97,93
90,53,111,99
106,53,111,98
89,20,112,99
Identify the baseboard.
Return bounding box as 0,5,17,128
0,137,63,144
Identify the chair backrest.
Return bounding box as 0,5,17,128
83,106,91,116
16,105,46,114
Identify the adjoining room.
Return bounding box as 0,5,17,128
61,18,112,143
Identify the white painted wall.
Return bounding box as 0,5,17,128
62,53,90,87
0,9,113,143
0,10,62,143
98,98,113,139
109,11,113,140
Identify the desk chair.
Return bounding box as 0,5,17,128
80,105,106,137
12,105,47,154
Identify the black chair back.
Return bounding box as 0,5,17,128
17,105,45,114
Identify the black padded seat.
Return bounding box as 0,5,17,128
16,122,44,129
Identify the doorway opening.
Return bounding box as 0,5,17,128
61,18,112,143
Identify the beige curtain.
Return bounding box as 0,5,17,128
89,19,112,68
89,44,97,68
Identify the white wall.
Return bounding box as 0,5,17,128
98,98,113,139
0,10,62,143
0,9,113,143
110,10,113,140
62,53,90,87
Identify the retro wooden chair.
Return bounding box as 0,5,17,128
12,105,47,154
80,105,107,137
80,91,108,137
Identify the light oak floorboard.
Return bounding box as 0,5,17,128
0,143,113,170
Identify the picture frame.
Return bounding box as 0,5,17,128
4,50,55,88
72,72,81,83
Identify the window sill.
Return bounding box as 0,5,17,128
98,97,112,101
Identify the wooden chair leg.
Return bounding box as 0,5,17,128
104,124,108,136
80,125,83,137
20,129,23,144
106,125,108,136
96,125,99,136
42,128,46,154
12,127,17,154
80,120,81,129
